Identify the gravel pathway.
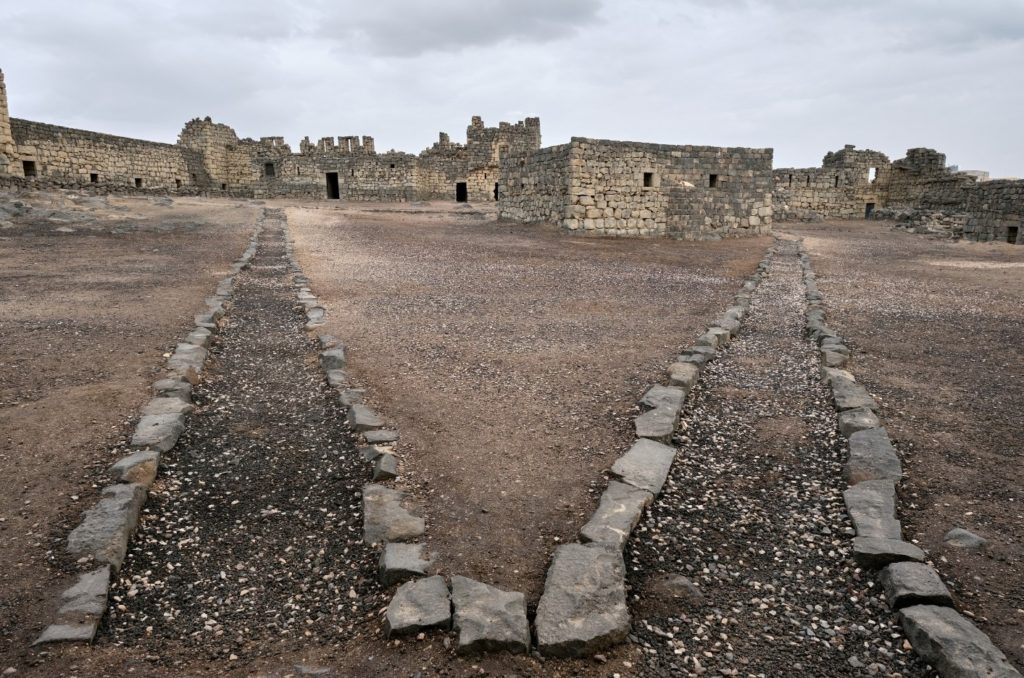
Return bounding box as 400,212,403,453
103,211,383,664
627,239,936,677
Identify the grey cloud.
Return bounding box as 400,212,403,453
311,0,603,57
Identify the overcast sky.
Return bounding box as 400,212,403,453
2,1,1022,176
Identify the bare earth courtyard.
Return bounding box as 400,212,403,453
0,194,1021,677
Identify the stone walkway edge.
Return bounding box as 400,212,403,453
33,216,264,646
532,244,776,658
290,223,780,658
796,238,1022,678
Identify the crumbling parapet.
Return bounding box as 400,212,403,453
0,69,16,174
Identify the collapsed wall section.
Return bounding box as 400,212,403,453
773,145,890,221
0,70,14,175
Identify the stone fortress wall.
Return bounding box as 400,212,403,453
774,144,1024,243
1,67,1020,242
499,138,774,239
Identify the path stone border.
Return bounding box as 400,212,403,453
531,247,775,657
32,219,264,646
285,220,782,657
796,239,1021,678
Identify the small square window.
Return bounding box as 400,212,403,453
134,178,143,188
22,160,37,177
389,163,395,169
709,174,719,188
221,183,227,190
643,172,654,187
90,173,99,183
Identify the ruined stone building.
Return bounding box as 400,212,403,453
1,67,1020,242
499,138,774,239
774,144,1024,243
0,68,539,204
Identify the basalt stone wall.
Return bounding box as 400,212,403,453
498,143,573,225
178,118,260,192
0,71,14,174
9,118,190,189
963,180,1024,243
773,146,890,221
504,138,772,239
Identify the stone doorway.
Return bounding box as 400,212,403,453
326,172,340,200
22,160,36,177
455,182,468,202
865,202,875,219
1008,225,1019,244
493,183,499,201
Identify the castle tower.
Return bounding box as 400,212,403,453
0,69,16,174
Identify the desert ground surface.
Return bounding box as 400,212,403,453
786,220,1024,667
286,201,767,601
0,192,258,670
1,195,1019,677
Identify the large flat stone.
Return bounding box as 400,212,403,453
843,479,901,540
715,317,742,338
109,450,160,486
385,575,451,637
451,576,530,655
372,453,399,481
639,384,686,413
33,623,98,646
140,396,193,417
185,326,213,348
167,343,208,377
66,483,147,570
609,439,676,496
152,377,191,401
634,406,677,444
57,565,111,623
378,543,431,586
535,543,629,658
838,406,880,437
667,362,700,389
348,404,384,431
881,562,953,610
364,429,399,444
852,537,927,569
845,427,903,484
828,373,879,412
130,413,185,452
696,327,731,349
900,605,1022,678
579,481,654,550
320,348,346,371
362,484,425,544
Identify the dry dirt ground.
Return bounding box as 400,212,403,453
0,191,258,670
785,220,1024,668
287,202,768,604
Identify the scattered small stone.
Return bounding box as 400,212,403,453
943,527,988,550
